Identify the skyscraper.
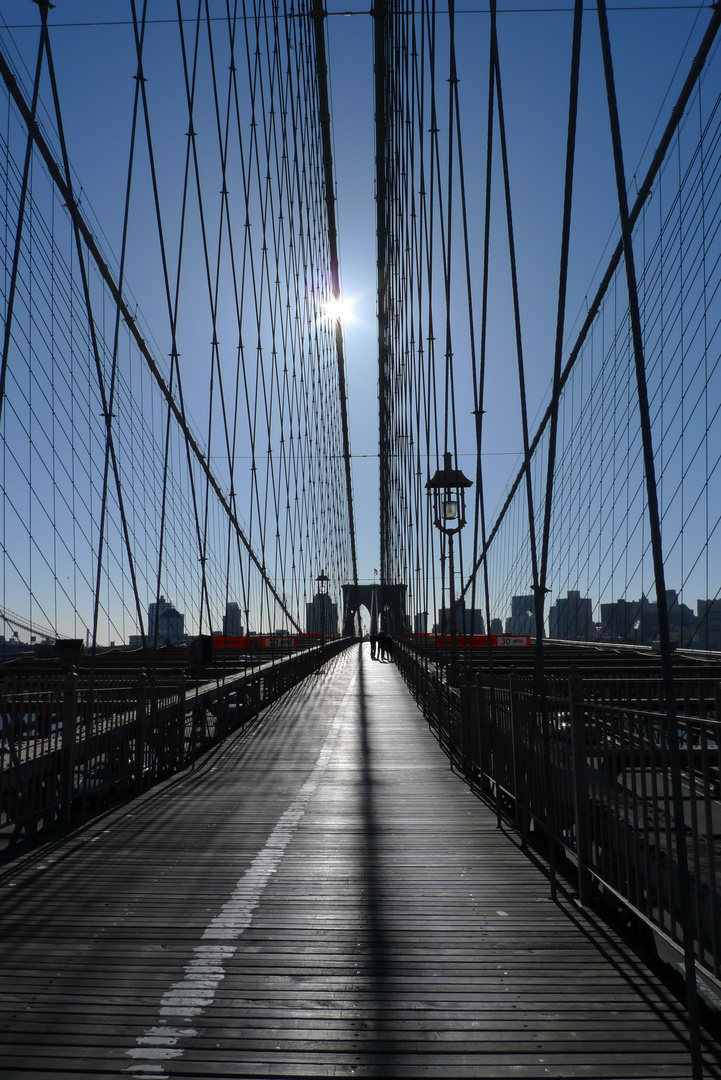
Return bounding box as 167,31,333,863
223,602,244,637
306,591,338,636
148,596,185,644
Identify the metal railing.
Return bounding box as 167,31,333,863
0,640,351,848
396,643,721,988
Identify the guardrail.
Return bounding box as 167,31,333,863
396,643,721,990
0,639,352,848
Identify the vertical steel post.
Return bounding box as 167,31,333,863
447,533,460,687
569,672,592,905
135,672,147,791
61,668,78,827
509,669,525,831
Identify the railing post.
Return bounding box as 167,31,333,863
509,668,524,830
476,680,490,799
135,672,147,790
1,686,37,840
460,671,478,780
569,670,593,905
61,667,78,827
177,677,187,769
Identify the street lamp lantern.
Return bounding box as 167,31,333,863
426,452,472,535
426,451,473,687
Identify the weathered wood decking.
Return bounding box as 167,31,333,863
0,644,719,1078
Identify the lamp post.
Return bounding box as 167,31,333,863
426,451,473,687
316,571,329,649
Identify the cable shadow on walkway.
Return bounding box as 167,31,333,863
353,642,403,1076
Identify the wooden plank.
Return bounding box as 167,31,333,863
0,644,719,1079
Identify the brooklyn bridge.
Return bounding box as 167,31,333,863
1,1,721,1076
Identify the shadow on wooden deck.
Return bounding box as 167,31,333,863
0,644,719,1078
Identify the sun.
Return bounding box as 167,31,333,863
321,294,356,324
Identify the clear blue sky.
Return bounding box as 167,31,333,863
0,1,716,636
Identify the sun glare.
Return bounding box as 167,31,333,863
321,295,356,324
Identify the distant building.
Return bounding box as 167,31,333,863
490,618,504,636
695,599,721,650
505,595,541,637
600,591,696,646
414,612,428,634
666,590,696,646
148,595,185,644
549,590,593,641
0,635,32,657
599,596,645,642
306,590,338,636
223,602,243,637
435,600,484,636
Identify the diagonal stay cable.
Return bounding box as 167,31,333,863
0,18,44,425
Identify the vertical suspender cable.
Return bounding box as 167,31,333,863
471,0,500,821
539,0,582,600
489,0,556,897
595,3,701,1072
374,0,390,592
311,0,358,597
92,3,148,652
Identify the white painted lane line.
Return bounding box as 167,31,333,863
126,670,357,1077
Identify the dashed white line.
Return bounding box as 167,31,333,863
126,670,356,1077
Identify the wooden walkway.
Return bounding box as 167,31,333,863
1,644,719,1079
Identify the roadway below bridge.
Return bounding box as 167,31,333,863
0,644,719,1078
